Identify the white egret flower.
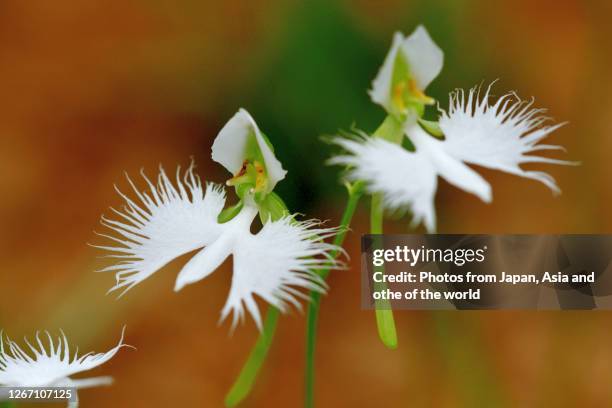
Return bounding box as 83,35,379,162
96,109,341,329
96,163,340,330
0,328,128,407
369,25,443,114
331,85,573,232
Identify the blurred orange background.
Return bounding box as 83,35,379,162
1,0,612,406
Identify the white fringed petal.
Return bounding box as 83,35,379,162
0,328,128,388
220,217,340,331
97,163,342,330
369,26,443,111
438,84,574,193
212,108,287,192
95,163,226,296
330,135,438,232
408,124,492,204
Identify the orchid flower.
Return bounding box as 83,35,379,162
330,26,574,232
95,109,341,331
0,328,129,407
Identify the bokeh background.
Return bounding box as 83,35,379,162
1,0,611,406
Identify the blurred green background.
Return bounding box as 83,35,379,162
1,0,611,406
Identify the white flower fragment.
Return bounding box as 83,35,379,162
95,164,342,330
0,328,129,407
332,85,574,232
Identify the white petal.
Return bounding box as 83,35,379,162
174,205,258,292
220,217,340,331
401,25,444,90
439,84,575,193
408,124,492,203
369,32,405,112
59,376,114,389
330,136,438,232
212,108,287,192
173,235,233,292
369,26,443,110
0,328,128,388
95,163,226,295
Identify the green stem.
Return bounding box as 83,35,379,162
305,182,364,408
366,114,404,351
370,193,398,349
225,307,280,407
370,193,384,233
304,291,322,408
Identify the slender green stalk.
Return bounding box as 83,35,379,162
305,182,364,408
225,307,280,407
370,193,398,349
369,194,384,233
368,115,402,350
304,292,321,408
